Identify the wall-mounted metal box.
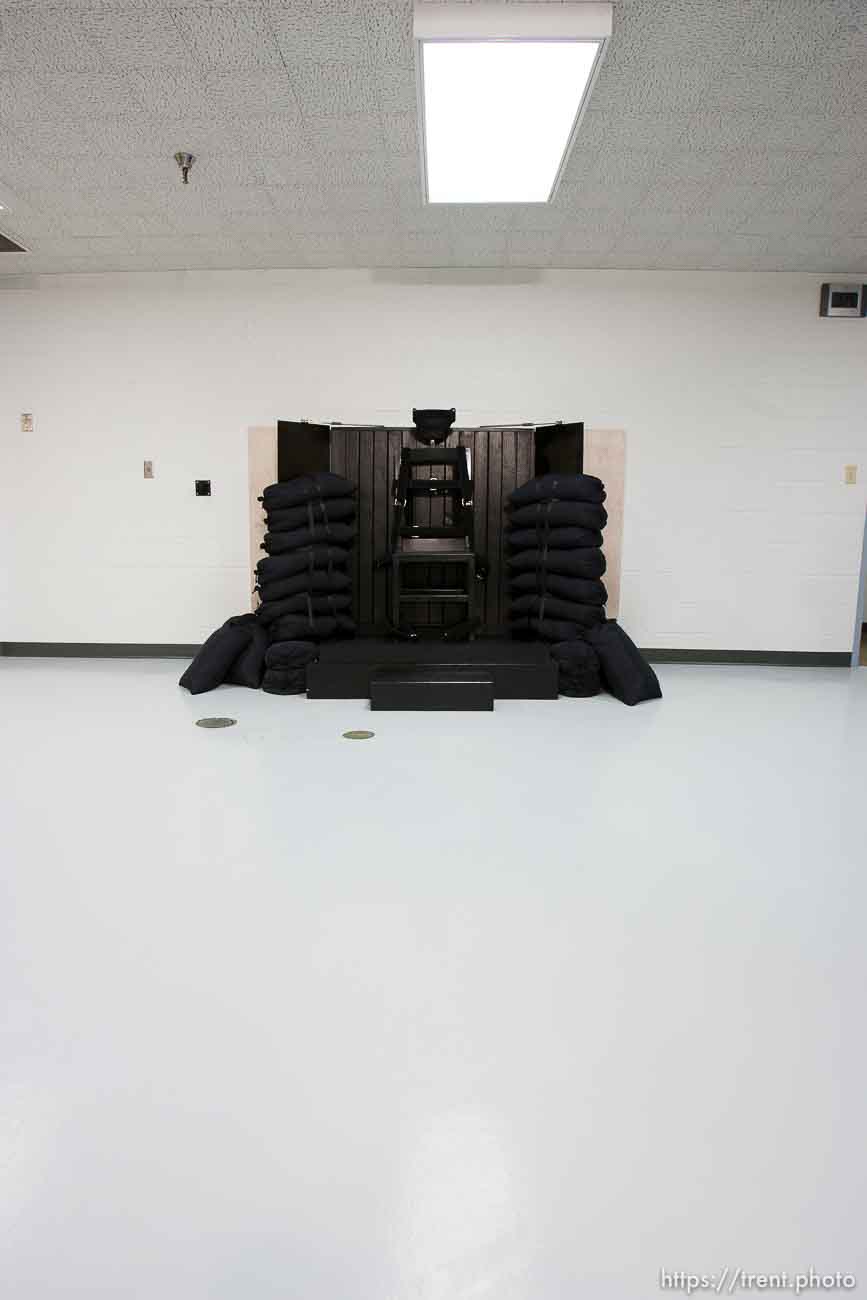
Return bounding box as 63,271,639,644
819,283,867,317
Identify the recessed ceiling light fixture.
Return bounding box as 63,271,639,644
414,1,612,204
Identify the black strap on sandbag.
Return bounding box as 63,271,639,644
537,503,553,625
306,498,334,535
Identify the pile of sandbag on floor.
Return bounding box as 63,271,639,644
179,614,270,695
262,640,319,696
255,471,358,649
507,472,609,643
549,625,662,705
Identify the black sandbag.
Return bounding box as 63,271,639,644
508,525,603,551
583,621,662,706
510,616,598,643
508,500,608,530
262,522,356,554
262,668,309,696
179,615,257,695
256,568,351,604
256,593,351,626
510,473,606,506
509,572,608,605
225,619,269,688
265,640,319,669
268,613,356,643
266,497,356,531
510,594,605,626
256,545,350,585
549,640,602,698
508,547,606,579
261,472,356,512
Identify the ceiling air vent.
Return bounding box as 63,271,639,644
0,230,28,252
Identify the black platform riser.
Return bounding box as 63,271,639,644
308,663,556,700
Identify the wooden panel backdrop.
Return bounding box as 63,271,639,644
330,426,535,634
247,424,277,609
248,424,625,628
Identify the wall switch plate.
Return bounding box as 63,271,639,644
143,460,153,479
21,412,33,432
844,464,857,485
195,479,211,496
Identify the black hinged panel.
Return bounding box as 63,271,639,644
277,420,330,482
534,421,584,476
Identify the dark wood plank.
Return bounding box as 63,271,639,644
499,429,518,628
358,429,375,630
466,428,487,623
485,430,503,628
372,429,389,627
515,428,534,492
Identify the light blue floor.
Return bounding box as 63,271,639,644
1,659,865,1299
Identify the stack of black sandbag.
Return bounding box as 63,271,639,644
506,472,608,642
255,472,358,646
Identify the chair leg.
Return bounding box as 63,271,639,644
465,556,476,625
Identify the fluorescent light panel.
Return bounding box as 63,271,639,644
414,2,612,205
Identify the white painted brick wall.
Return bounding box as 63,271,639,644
1,267,865,649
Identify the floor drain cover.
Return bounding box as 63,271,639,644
196,717,237,729
342,729,375,740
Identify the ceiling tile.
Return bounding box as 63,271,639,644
735,210,816,237
738,0,854,67
317,149,388,188
203,68,300,116
362,0,413,68
374,66,417,114
0,6,103,72
265,184,328,212
640,180,713,213
3,0,867,275
122,68,212,118
703,181,786,213
381,111,418,157
87,5,188,69
229,114,306,154
622,211,688,236
286,59,380,117
557,229,617,254
169,4,282,71
452,239,510,266
323,182,395,213
265,2,370,67
258,151,322,187
302,114,382,153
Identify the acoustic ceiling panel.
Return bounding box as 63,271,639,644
0,0,865,273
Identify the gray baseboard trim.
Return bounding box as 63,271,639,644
0,642,200,658
0,643,851,667
642,648,850,667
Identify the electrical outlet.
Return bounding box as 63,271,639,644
21,412,33,433
143,460,154,479
844,464,857,485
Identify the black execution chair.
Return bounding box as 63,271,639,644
387,440,485,640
